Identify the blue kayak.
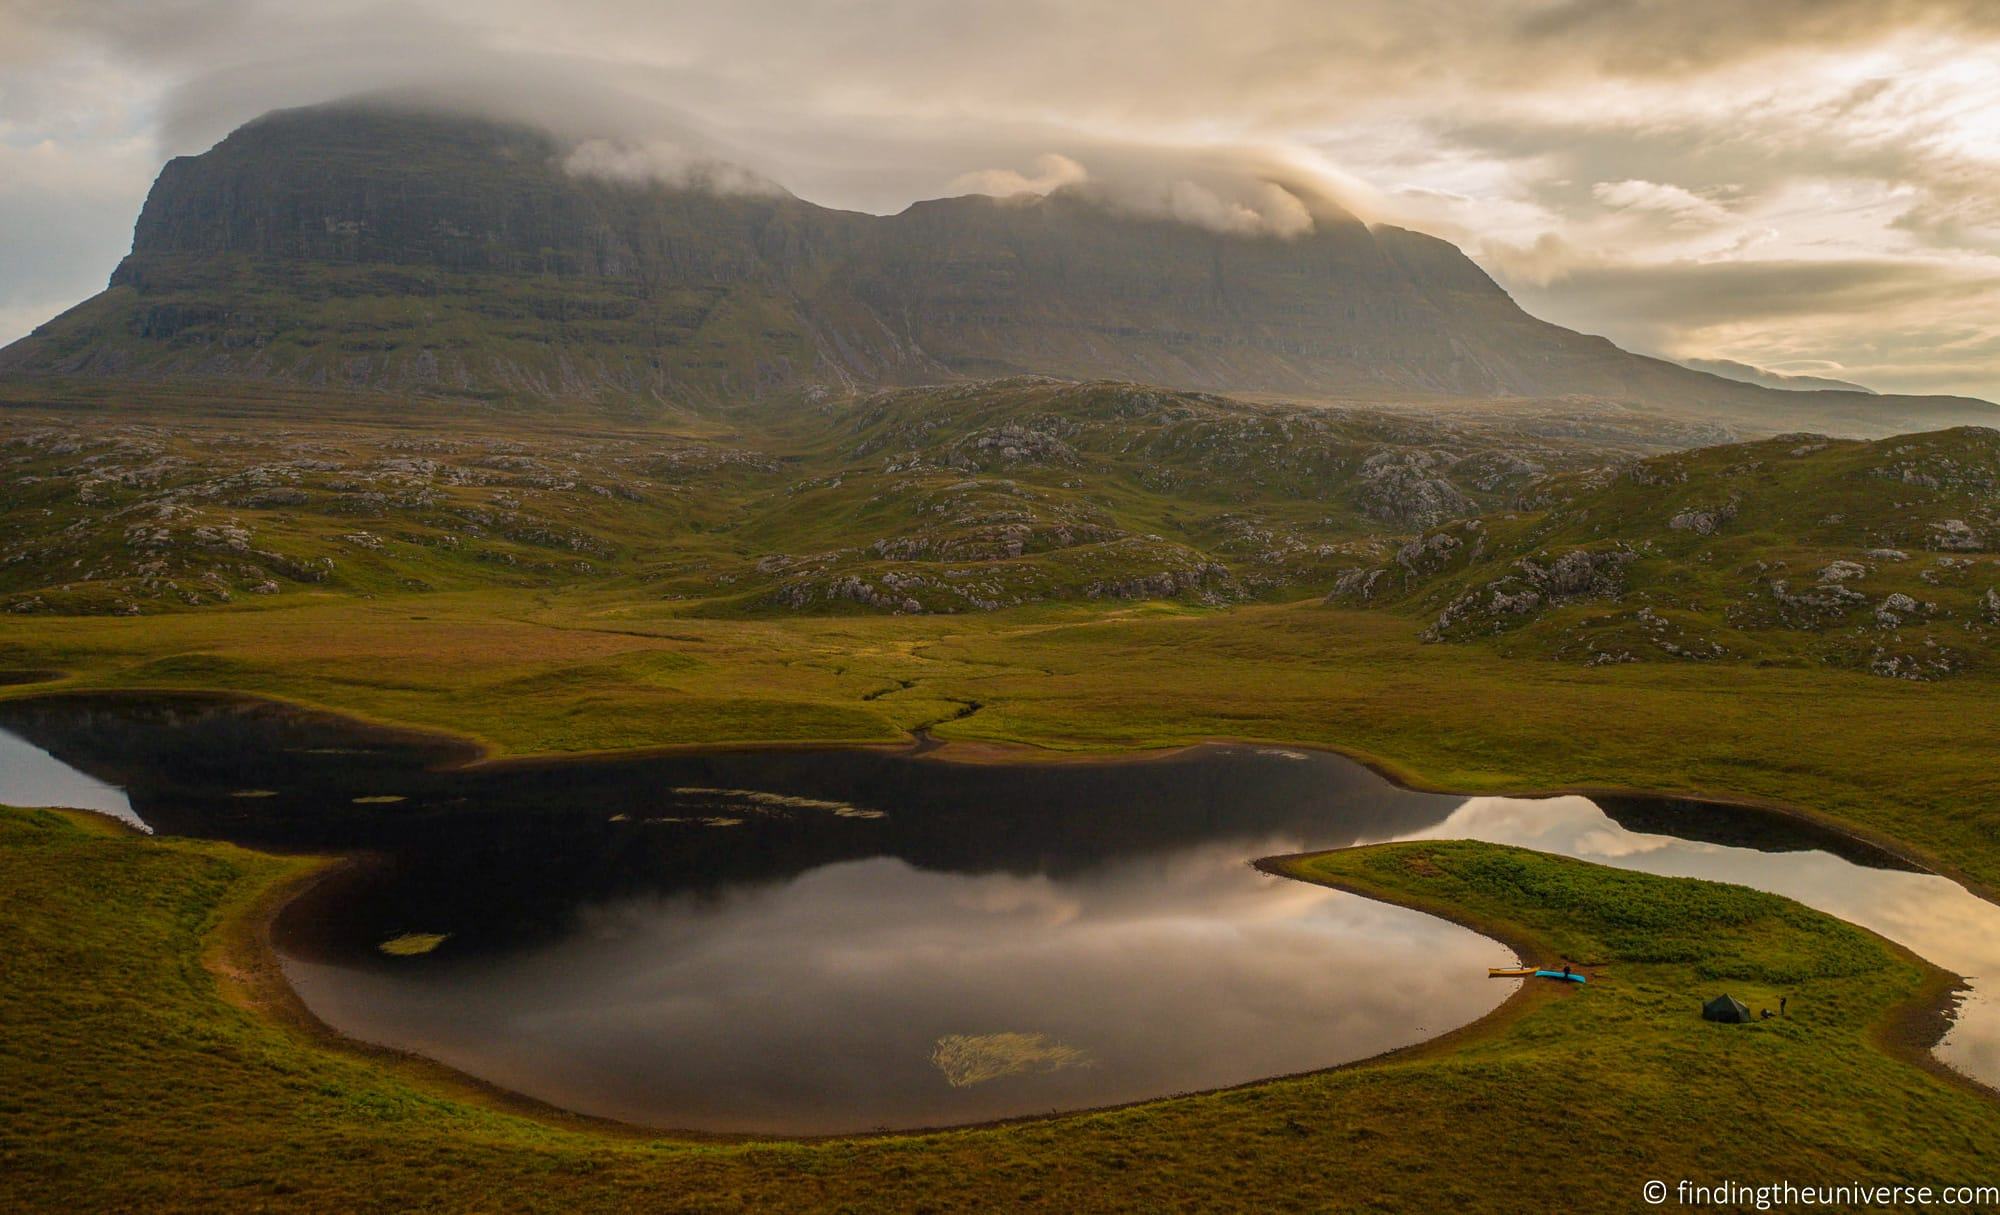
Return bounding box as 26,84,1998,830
1534,969,1587,983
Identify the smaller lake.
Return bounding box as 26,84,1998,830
1,695,1995,1132
0,726,146,831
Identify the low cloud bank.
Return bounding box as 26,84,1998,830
947,148,1351,237
562,138,786,196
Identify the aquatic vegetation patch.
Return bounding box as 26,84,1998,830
377,932,449,957
672,787,887,819
930,1032,1093,1088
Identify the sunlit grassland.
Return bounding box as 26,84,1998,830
5,589,2000,894
3,809,1990,1213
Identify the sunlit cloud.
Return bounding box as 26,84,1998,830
947,153,1087,198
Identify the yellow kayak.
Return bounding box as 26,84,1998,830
1488,967,1539,977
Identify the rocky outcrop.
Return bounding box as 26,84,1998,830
1931,519,1986,551
1874,591,1934,628
1668,500,1739,536
1422,546,1636,639
1351,451,1477,529
1085,563,1232,603
1327,567,1389,602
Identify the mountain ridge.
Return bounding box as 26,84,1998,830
1678,357,1875,395
2,101,1992,437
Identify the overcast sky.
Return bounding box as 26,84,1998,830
4,0,1999,400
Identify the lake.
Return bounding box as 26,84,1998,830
1,694,1994,1132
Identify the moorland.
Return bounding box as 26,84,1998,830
6,96,2000,1213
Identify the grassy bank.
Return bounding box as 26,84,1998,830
6,591,2000,897
3,809,1991,1212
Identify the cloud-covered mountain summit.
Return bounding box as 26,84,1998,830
2,102,1990,433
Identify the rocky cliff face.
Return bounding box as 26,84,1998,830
3,101,1993,429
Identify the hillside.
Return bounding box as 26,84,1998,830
1329,427,2000,679
0,378,1646,617
4,100,1993,436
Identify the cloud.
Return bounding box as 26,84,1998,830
1591,179,1731,227
0,132,155,302
1678,357,1874,393
562,138,786,196
1507,0,2000,77
1502,255,2000,398
1162,178,1314,237
956,147,1347,235
1513,257,1989,330
0,0,1998,398
947,152,1087,197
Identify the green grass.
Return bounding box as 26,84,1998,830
1337,427,2000,678
8,590,2000,899
0,378,1642,619
3,809,1990,1212
8,381,2000,1207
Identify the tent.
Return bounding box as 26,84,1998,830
1702,994,1754,1024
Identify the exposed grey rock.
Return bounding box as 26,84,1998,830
1392,521,1483,578
1921,556,1976,585
1932,519,1985,551
1085,563,1231,602
1422,546,1634,640
1327,567,1388,602
951,424,1080,469
1517,547,1636,599
1875,592,1926,627
1667,501,1738,536
1352,450,1475,529
1769,578,1867,627
1867,644,1962,681
237,488,309,508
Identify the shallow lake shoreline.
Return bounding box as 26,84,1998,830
11,685,1988,1137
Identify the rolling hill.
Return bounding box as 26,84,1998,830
0,378,1636,616
1328,426,2000,679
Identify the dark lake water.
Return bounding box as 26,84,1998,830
2,695,1995,1132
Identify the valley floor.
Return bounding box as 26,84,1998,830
8,583,2000,1211
6,591,2000,895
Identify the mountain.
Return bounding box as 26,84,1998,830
1679,357,1875,394
1,100,1992,436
